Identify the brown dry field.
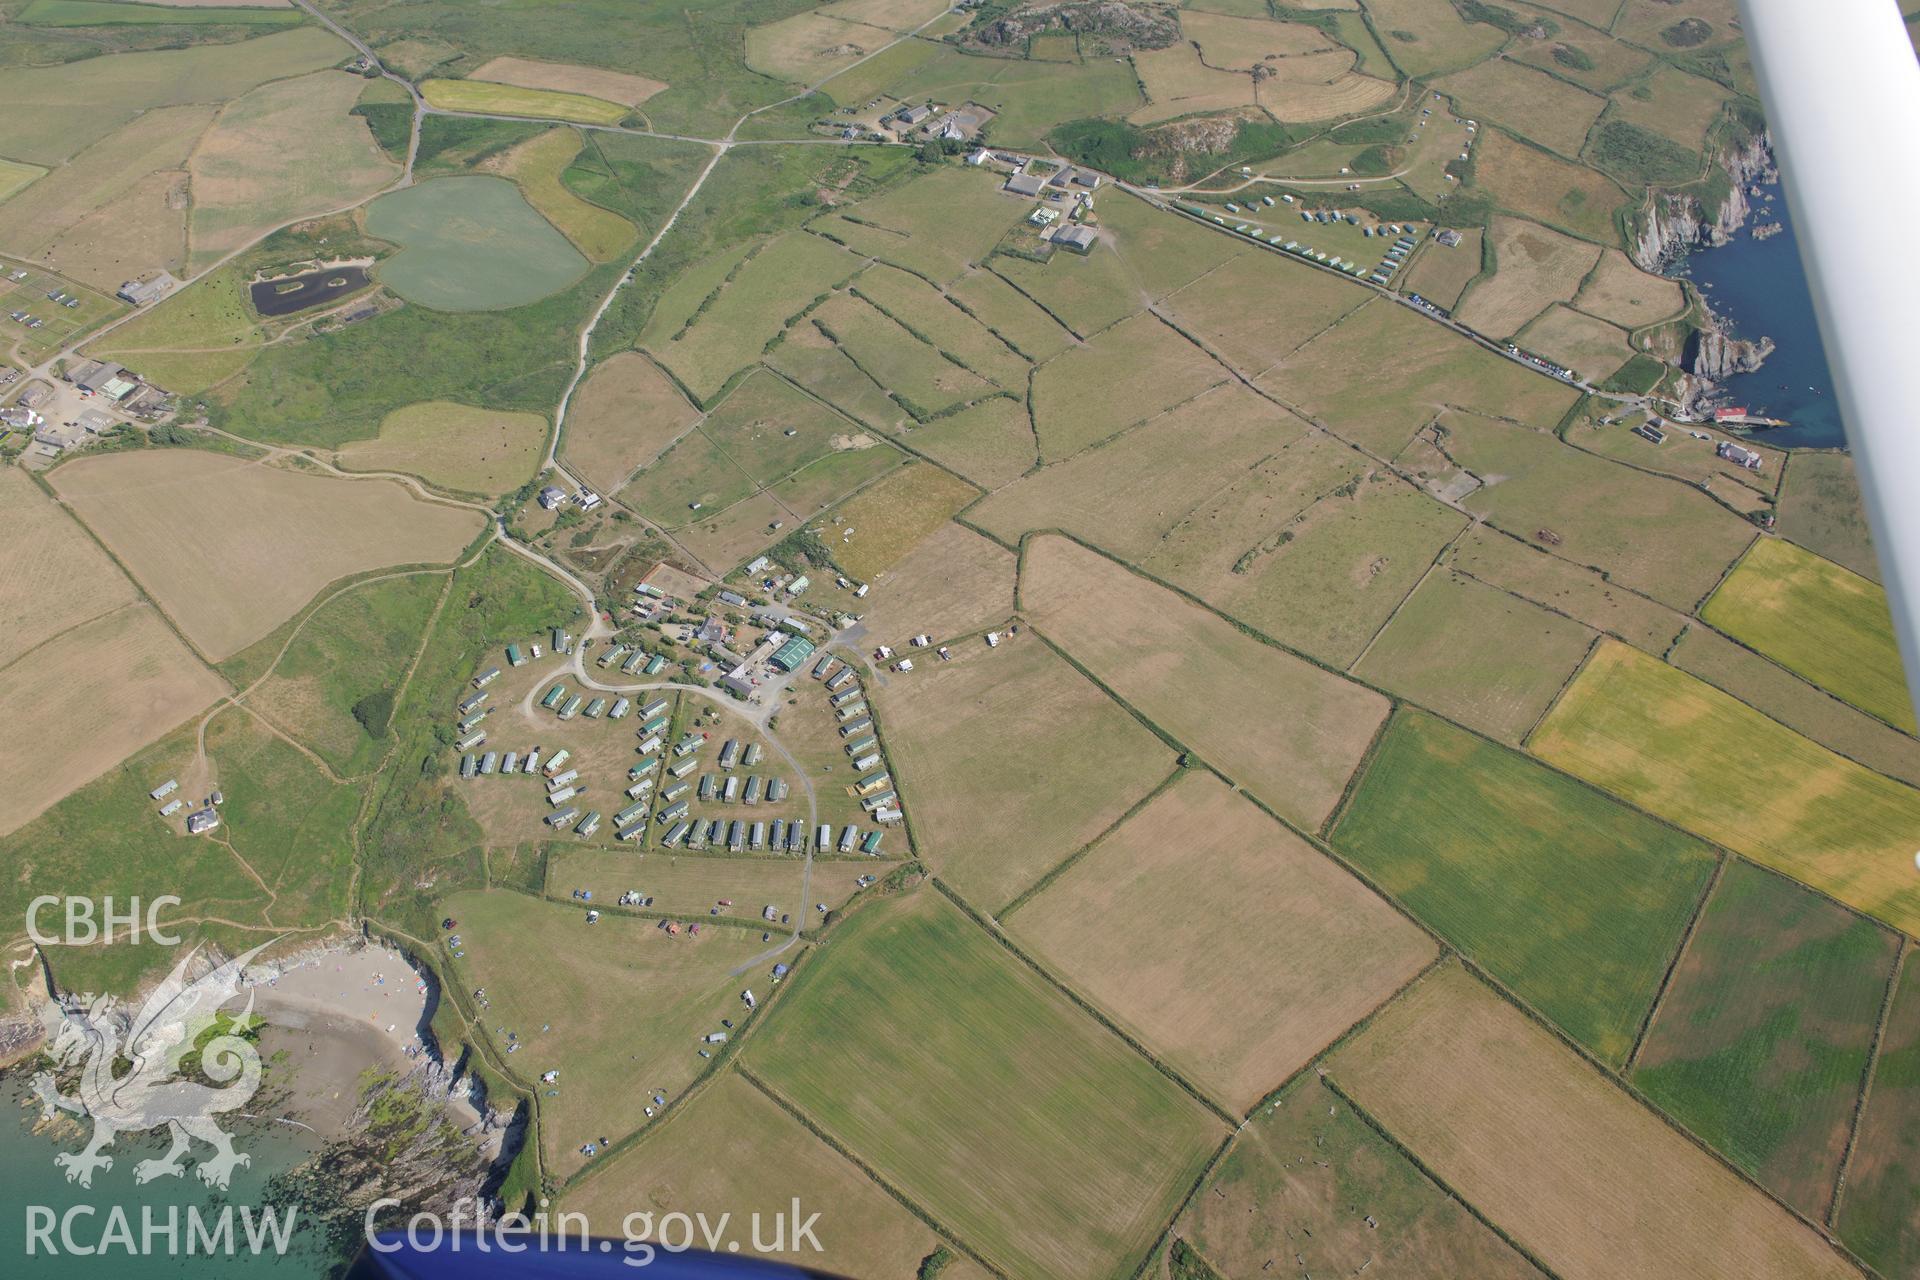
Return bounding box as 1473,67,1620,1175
1258,70,1397,120
1471,127,1627,244
1328,963,1860,1280
1457,216,1602,340
971,383,1309,560
876,633,1173,910
1157,248,1367,378
1606,65,1731,151
855,521,1014,649
1009,772,1433,1110
547,850,803,916
825,461,979,581
51,451,483,661
1433,57,1608,158
815,0,952,30
0,104,211,281
885,394,1035,490
1130,44,1253,124
40,170,190,293
1179,10,1337,68
470,56,667,108
1020,535,1388,830
672,491,793,575
562,352,702,494
143,0,293,6
1515,304,1634,381
1400,228,1484,310
1574,248,1685,329
566,1070,944,1277
1031,311,1227,462
0,467,140,658
745,12,900,85
1448,524,1687,653
0,602,228,836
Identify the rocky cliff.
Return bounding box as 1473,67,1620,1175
1632,130,1775,271
1687,329,1776,380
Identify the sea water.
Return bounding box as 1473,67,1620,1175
1668,174,1845,450
0,1074,342,1277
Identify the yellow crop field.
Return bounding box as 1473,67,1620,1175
420,78,630,126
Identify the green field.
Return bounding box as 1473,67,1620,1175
817,165,1031,286
1031,312,1227,460
1531,641,1920,940
366,175,590,311
1702,536,1915,732
420,77,630,126
749,888,1224,1280
1334,711,1720,1065
1634,861,1899,1219
0,158,48,202
17,0,302,24
1837,953,1920,1277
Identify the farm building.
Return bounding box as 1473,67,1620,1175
538,486,568,510
770,634,816,672
116,272,178,307
186,808,220,835
1717,440,1764,470
1005,172,1046,197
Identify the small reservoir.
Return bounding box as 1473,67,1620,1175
249,265,372,317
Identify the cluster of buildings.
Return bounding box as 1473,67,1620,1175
1003,163,1101,253
148,776,221,835
809,652,903,826
1366,229,1421,288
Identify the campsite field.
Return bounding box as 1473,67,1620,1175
1668,623,1920,788
492,128,635,263
1354,569,1594,743
333,401,547,496
1530,641,1920,939
564,1070,946,1276
1259,297,1580,457
560,352,702,494
51,450,482,661
1332,711,1717,1065
241,571,444,776
0,467,141,659
1457,217,1603,340
876,633,1172,910
1007,772,1433,1110
1470,127,1628,244
1327,963,1859,1280
419,78,630,126
748,888,1224,1280
1574,248,1686,328
1435,58,1608,158
437,888,770,1180
185,70,397,271
1777,452,1879,582
1177,1074,1546,1280
1401,228,1484,309
0,603,228,838
1701,536,1914,732
1021,535,1388,831
820,461,977,580
1030,312,1226,461
851,521,1015,653
1837,953,1920,1277
468,56,666,109
1632,861,1898,1219
365,176,589,311
545,850,804,920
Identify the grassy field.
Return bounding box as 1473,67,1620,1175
972,383,1306,561
186,70,397,271
437,888,768,1179
647,232,859,402
1259,297,1580,457
1008,771,1433,1110
1837,952,1920,1278
564,1069,946,1275
1669,623,1920,788
818,166,1031,287
1022,534,1388,831
87,265,261,395
854,263,1029,390
878,633,1171,909
1702,536,1915,732
1354,0,1505,77
1437,410,1755,610
0,603,229,838
766,318,910,433
1401,227,1484,309
1354,569,1593,742
813,290,996,419
1143,465,1466,669
861,42,1141,150
1508,24,1653,94
1449,524,1686,653
824,460,977,580
493,128,635,263
1327,962,1859,1280
853,521,1014,651
1333,711,1717,1064
420,77,630,126
1178,1073,1546,1280
242,571,443,776
1607,65,1730,152
989,240,1141,339
1632,861,1898,1219
875,393,1034,488
469,55,666,109
366,175,590,312
0,466,141,659
745,12,901,85
546,850,805,918
1471,127,1628,245
1156,247,1368,379
1515,304,1633,381
947,265,1077,362
333,400,548,496
561,352,701,494
52,450,482,661
0,25,346,166
1530,641,1920,939
1458,216,1603,340
1574,247,1686,328
17,0,301,24
1434,58,1609,158
1777,451,1880,583
749,888,1225,1280
1130,42,1254,123
1031,312,1227,461
0,158,46,202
